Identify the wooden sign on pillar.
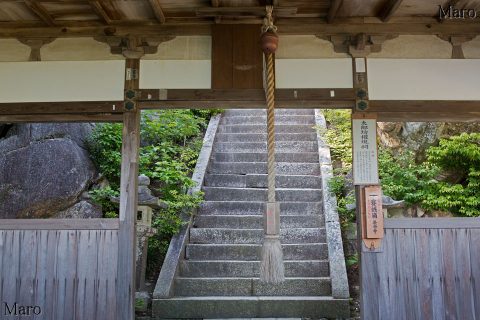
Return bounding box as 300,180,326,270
361,186,384,250
352,113,379,185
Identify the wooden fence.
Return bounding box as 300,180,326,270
0,219,121,320
361,218,480,320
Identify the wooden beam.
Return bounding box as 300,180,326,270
379,0,404,22
196,6,298,18
368,100,480,113
89,1,113,24
0,219,120,230
138,88,355,101
327,0,343,23
148,0,166,24
369,100,480,122
376,112,480,122
138,88,355,109
139,100,354,109
24,1,56,26
0,113,123,123
0,101,123,115
2,19,480,38
384,217,480,229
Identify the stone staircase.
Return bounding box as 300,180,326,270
154,109,349,319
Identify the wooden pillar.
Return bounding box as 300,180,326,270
351,51,369,320
117,57,141,320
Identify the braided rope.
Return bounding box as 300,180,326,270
265,52,276,204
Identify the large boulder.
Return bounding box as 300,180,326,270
0,123,98,218
5,123,95,149
377,122,445,161
54,201,102,219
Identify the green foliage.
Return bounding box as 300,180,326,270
88,186,119,218
322,109,480,218
378,147,439,205
321,110,353,168
328,173,355,225
322,110,355,224
346,253,359,267
87,123,123,187
87,109,221,274
421,133,480,216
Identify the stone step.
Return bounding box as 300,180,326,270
199,201,322,216
208,162,320,176
221,115,315,125
153,296,350,319
213,152,319,163
217,124,315,134
214,141,318,153
223,109,315,116
180,260,329,278
216,132,317,142
193,215,324,229
174,277,331,296
189,228,326,244
185,243,329,261
204,174,322,189
203,187,322,202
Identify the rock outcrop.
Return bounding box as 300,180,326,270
0,123,100,219
377,122,445,161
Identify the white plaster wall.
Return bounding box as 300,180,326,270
368,59,480,100
144,36,211,60
464,36,480,59
42,38,118,61
368,35,452,59
140,60,211,89
0,61,125,102
276,59,353,88
0,39,30,62
276,35,349,59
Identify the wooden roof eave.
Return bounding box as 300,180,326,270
1,18,480,38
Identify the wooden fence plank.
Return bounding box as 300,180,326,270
95,230,107,320
429,229,446,320
361,250,379,317
105,230,119,320
0,230,5,312
393,229,407,320
3,231,20,310
454,229,475,320
441,229,457,319
18,230,37,319
384,229,397,318
415,229,433,319
470,230,480,317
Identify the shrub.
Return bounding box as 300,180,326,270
89,186,119,218
378,147,439,206
87,109,220,272
322,109,480,218
422,133,480,216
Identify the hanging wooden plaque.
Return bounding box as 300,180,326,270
364,186,384,239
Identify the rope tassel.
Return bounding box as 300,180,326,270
260,8,285,284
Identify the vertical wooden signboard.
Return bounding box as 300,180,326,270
352,113,379,185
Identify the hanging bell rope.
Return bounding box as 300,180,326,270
259,5,285,285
